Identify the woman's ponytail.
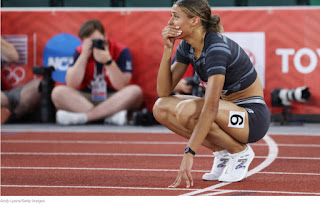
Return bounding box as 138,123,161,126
207,14,224,33
175,0,224,33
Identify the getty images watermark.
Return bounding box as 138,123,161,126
0,199,45,204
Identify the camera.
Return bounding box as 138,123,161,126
271,86,311,107
133,108,155,126
33,65,55,76
92,39,106,50
33,66,56,123
271,86,311,125
185,75,205,97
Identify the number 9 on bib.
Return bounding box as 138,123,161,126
228,111,245,128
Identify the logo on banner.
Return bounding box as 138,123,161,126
224,32,265,88
276,48,320,74
2,66,26,87
42,33,81,83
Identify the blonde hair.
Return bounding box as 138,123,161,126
175,0,223,33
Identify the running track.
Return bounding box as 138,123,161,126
1,128,320,196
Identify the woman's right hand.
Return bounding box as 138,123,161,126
162,25,182,49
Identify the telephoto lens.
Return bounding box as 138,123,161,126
271,86,311,107
32,66,56,122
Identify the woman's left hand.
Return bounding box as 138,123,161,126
169,153,194,188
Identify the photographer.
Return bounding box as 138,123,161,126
51,19,143,125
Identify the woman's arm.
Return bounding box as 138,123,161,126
157,24,186,97
157,57,187,97
187,74,225,152
156,46,173,97
169,74,225,188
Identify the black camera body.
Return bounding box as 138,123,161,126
133,108,155,126
185,75,205,97
33,66,55,77
92,39,106,50
33,66,56,123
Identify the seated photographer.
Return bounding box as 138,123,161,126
1,37,42,124
51,19,143,125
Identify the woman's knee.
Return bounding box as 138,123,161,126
152,97,171,122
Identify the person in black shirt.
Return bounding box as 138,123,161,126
153,0,270,187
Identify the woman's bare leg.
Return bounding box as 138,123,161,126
153,95,247,153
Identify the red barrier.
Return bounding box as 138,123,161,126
1,7,320,113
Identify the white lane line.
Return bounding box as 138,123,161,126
0,127,174,134
272,156,320,160
203,189,320,196
2,184,319,196
1,140,187,145
254,143,320,148
2,126,320,135
1,167,320,176
2,140,320,148
180,135,279,196
2,152,318,160
0,184,197,191
259,171,320,176
267,132,320,136
0,152,211,157
0,167,206,173
201,190,233,196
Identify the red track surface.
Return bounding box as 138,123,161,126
1,131,320,196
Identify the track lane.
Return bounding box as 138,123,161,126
1,132,319,196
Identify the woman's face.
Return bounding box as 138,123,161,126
168,4,193,38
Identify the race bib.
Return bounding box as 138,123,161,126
228,111,245,128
